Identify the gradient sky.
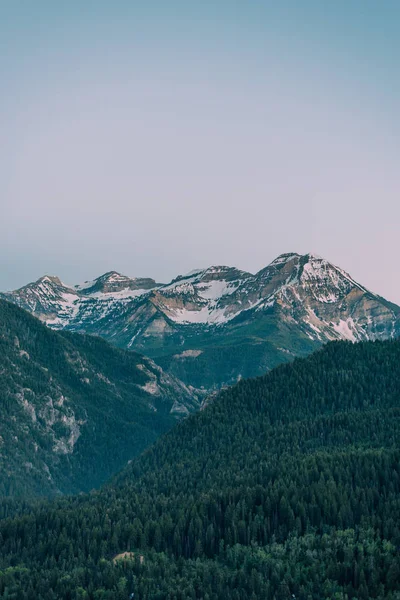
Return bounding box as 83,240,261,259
1,1,399,301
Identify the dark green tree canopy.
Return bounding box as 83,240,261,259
1,338,400,598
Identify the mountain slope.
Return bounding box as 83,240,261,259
0,340,400,598
0,299,200,497
3,253,400,390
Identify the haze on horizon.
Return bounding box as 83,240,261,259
1,1,399,302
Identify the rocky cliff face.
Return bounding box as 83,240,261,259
3,253,399,390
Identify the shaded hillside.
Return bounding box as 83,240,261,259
0,300,200,497
1,340,400,598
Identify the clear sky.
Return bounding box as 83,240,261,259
1,1,399,301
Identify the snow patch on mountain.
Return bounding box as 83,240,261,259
332,318,358,342
197,279,239,300
87,288,151,300
171,306,231,325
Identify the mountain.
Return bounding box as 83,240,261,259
0,299,200,497
1,339,400,598
0,271,162,329
3,253,400,390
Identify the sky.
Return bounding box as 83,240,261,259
1,1,399,301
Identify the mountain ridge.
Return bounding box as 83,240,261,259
2,252,399,390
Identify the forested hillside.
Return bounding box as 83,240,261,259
0,340,400,598
0,300,199,497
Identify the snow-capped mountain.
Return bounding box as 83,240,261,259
2,271,161,329
3,253,399,390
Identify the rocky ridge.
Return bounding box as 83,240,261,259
2,253,399,389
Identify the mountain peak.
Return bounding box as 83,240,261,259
98,270,124,281
15,274,71,293
201,265,252,282
269,252,327,268
38,275,63,285
168,265,252,289
77,271,159,295
269,252,300,266
304,252,323,261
